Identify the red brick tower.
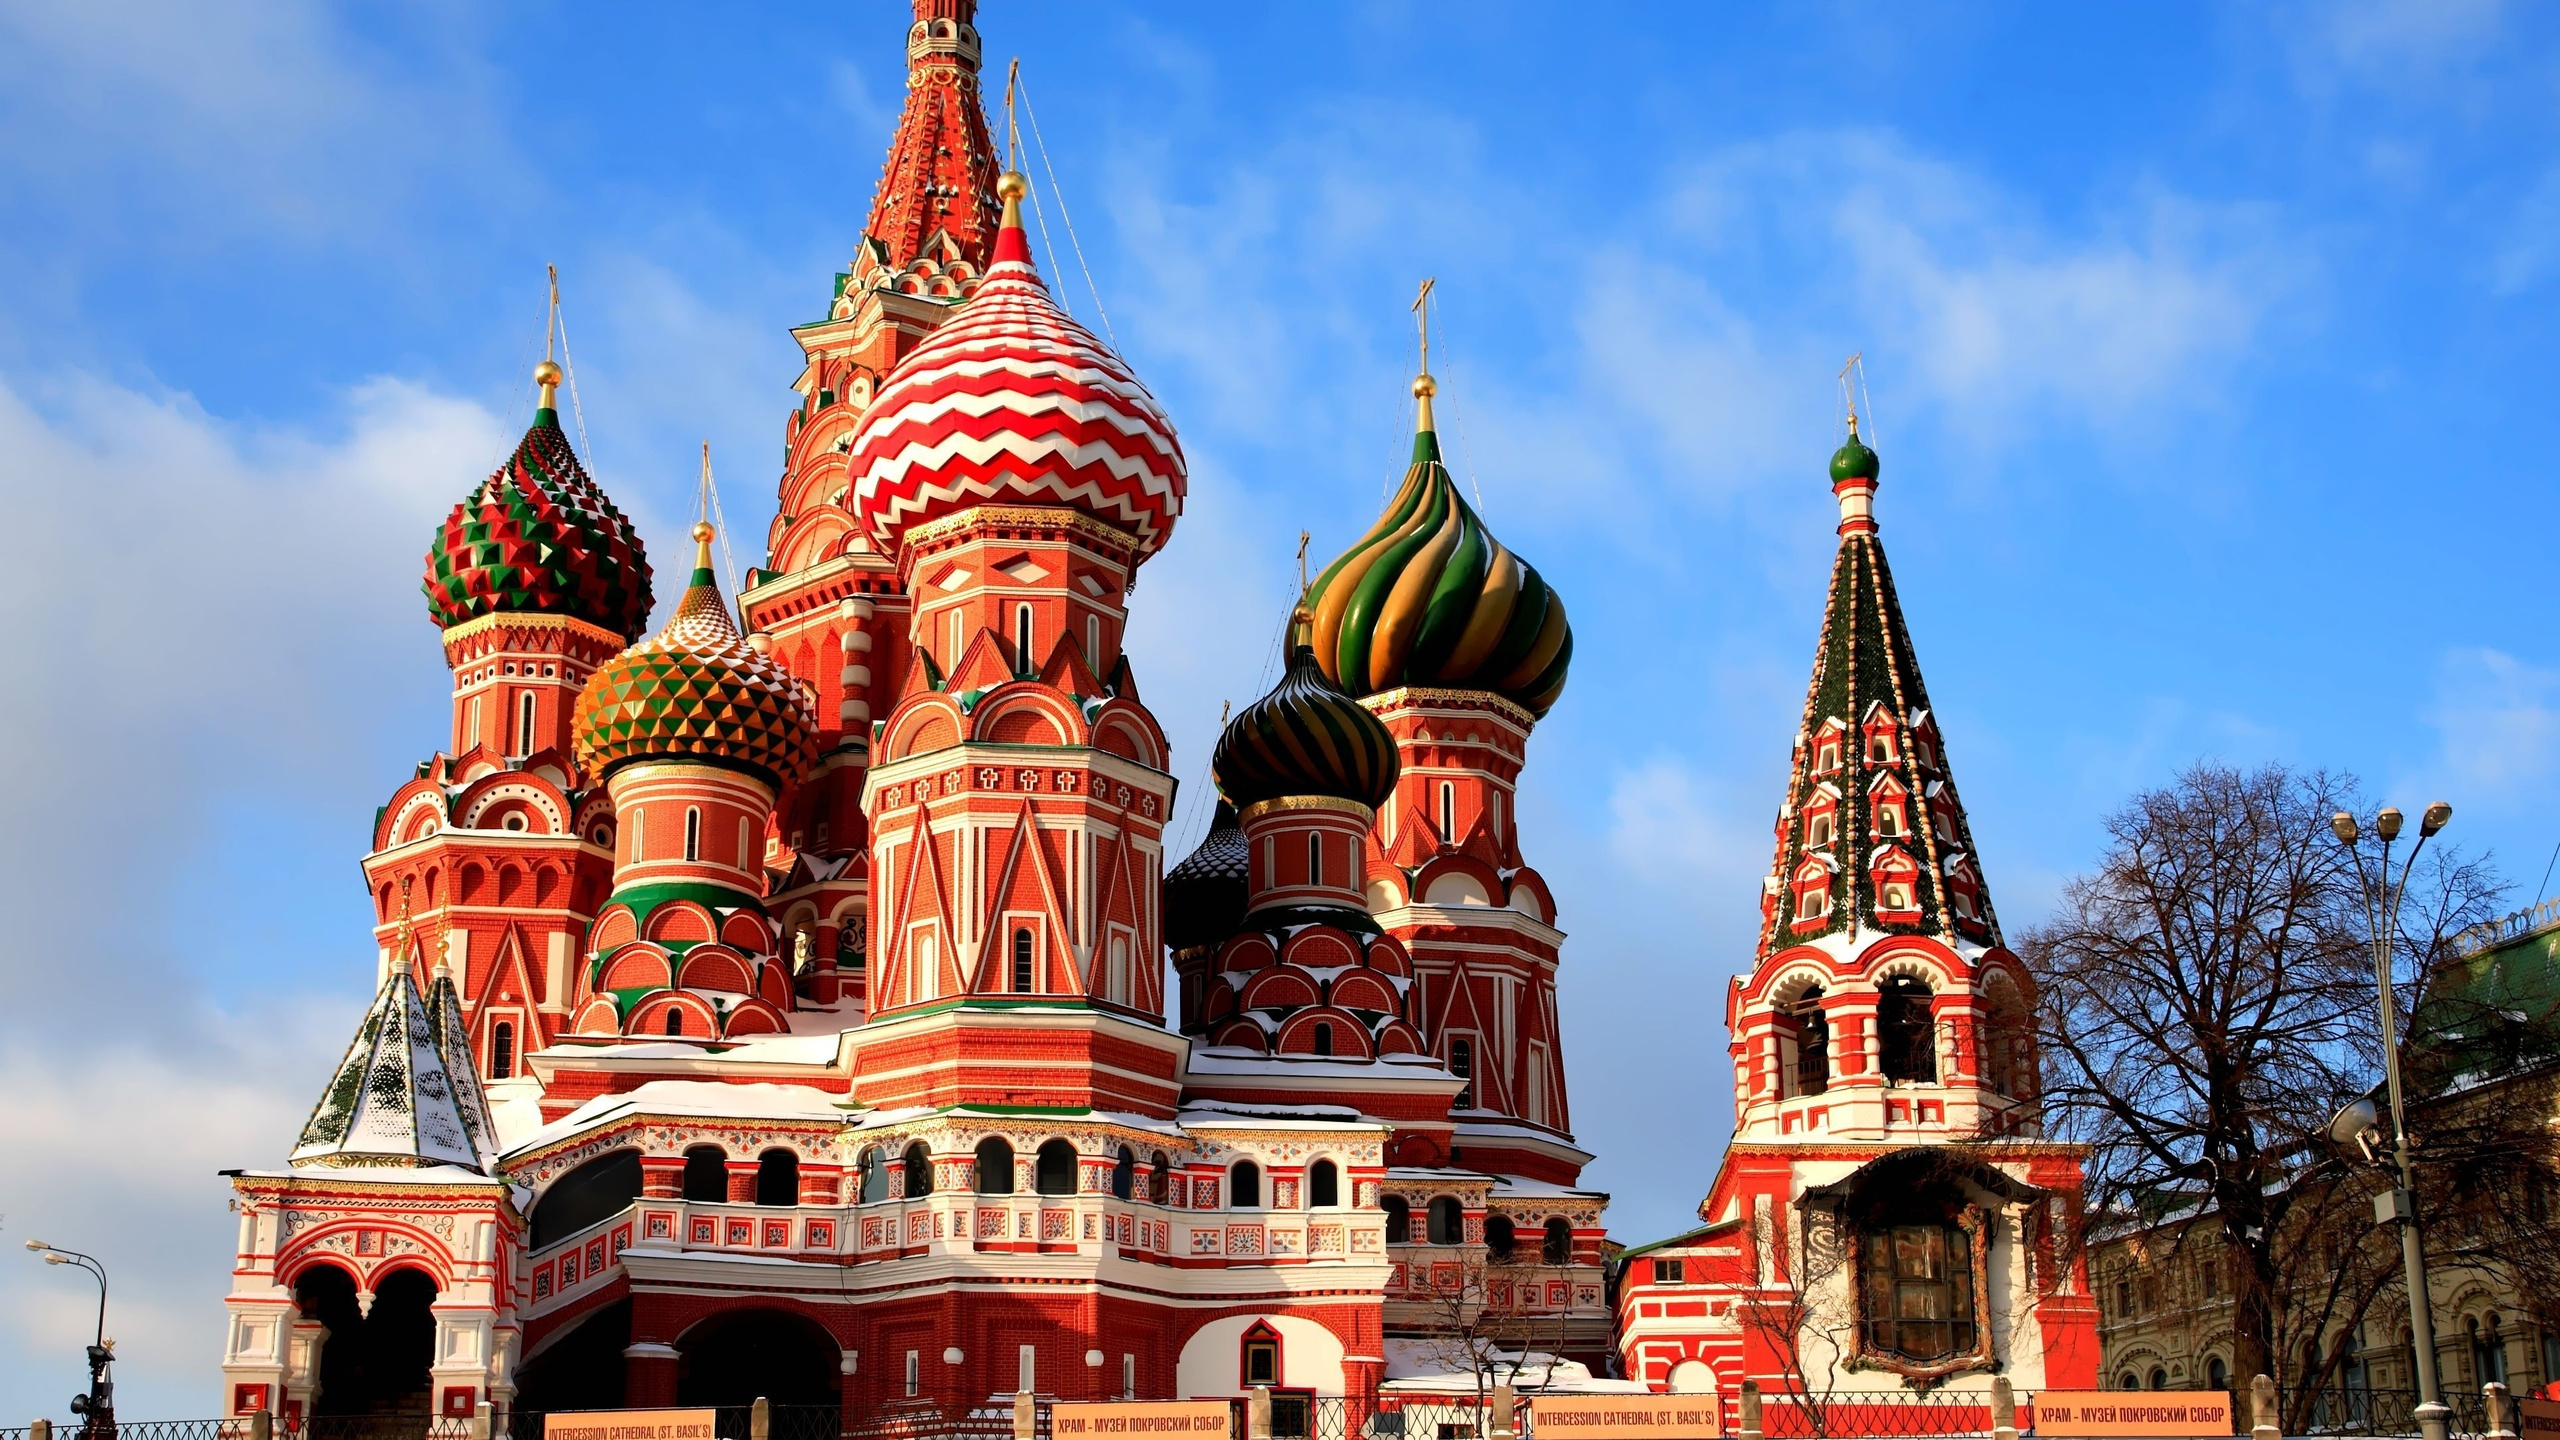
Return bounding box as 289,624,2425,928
1614,416,2098,1413
742,0,1010,1020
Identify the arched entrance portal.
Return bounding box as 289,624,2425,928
675,1309,839,1408
515,1299,631,1415
296,1263,438,1417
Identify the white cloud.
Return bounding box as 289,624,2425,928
2493,167,2560,294
2425,646,2560,795
0,1004,352,1422
2311,0,2506,83
0,0,517,246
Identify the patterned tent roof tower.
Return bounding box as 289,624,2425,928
291,956,485,1171
1754,422,2001,961
423,364,654,641
1164,798,1250,955
1305,376,1572,717
1212,622,1402,811
847,172,1186,561
425,963,498,1167
573,523,821,790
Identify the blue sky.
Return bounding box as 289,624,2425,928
5,0,2558,1418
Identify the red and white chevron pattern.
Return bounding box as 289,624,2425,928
848,227,1186,560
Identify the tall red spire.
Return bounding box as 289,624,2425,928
858,0,1001,280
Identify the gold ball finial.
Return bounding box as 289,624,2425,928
997,171,1029,201
1412,374,1438,399
533,359,563,388
691,521,716,544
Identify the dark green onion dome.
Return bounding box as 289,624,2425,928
1829,425,1880,483
1211,627,1401,811
424,362,654,642
1305,376,1571,718
573,523,820,789
1164,798,1249,954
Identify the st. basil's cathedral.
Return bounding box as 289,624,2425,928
210,1,2097,1431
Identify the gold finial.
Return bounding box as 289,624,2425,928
392,878,416,980
1004,57,1021,171
692,520,717,570
538,265,564,410
1839,351,1865,436
997,168,1028,230
533,359,562,411
1296,529,1311,595
1412,277,1438,431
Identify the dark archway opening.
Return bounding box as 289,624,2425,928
299,1263,438,1417
1877,976,1938,1085
514,1298,630,1415
975,1137,1015,1194
1036,1140,1078,1196
755,1149,800,1207
675,1308,840,1408
532,1150,643,1249
1427,1197,1462,1245
683,1145,729,1203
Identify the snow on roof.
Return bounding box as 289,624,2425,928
1385,1165,1497,1183
1489,1174,1607,1199
1186,1049,1453,1082
1178,1105,1383,1132
504,1079,850,1157
234,1164,503,1187
1378,1340,1648,1394
717,1032,844,1065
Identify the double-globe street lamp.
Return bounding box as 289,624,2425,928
2328,801,2454,1440
24,1241,114,1435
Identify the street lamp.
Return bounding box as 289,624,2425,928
25,1241,113,1436
2329,800,2454,1440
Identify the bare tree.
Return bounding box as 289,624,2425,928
2022,762,2501,1420
1734,1201,1861,1438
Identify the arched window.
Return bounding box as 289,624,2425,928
1439,782,1456,841
1787,988,1829,1098
490,1021,514,1080
1308,1159,1339,1208
1450,1037,1474,1110
666,1009,685,1037
1877,976,1938,1084
975,1137,1015,1194
1149,1151,1170,1205
755,1148,799,1206
516,691,536,757
682,1145,727,1203
1015,604,1034,672
1544,1217,1572,1264
1035,1139,1078,1196
1307,832,1324,887
1012,928,1035,994
2149,1369,2168,1391
858,1147,888,1204
1111,1146,1135,1201
2119,1374,2141,1392
684,807,701,863
1382,1196,1411,1243
1852,1175,1978,1365
902,1142,933,1198
1485,1215,1517,1262
1241,1321,1282,1389
2474,1314,2507,1385
1107,934,1130,1004
2206,1357,2229,1391
1312,1022,1334,1057
1230,1160,1261,1209
529,1150,643,1249
1428,1197,1463,1244
1807,812,1834,848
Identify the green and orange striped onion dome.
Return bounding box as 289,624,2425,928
1212,621,1401,810
1305,377,1572,717
423,364,653,641
573,523,820,789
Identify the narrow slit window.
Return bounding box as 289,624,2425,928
1087,616,1101,668
1307,832,1324,887
1012,928,1035,993
1439,782,1455,841
738,817,752,871
465,695,482,750
948,609,964,670
490,1021,514,1080
1451,1036,1474,1110
684,808,701,863
1015,604,1034,672
515,691,536,757
1313,1022,1333,1057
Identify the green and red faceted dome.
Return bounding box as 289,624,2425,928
573,523,820,789
1304,376,1572,718
424,362,654,641
846,173,1186,562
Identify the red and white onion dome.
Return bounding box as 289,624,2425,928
846,171,1185,562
